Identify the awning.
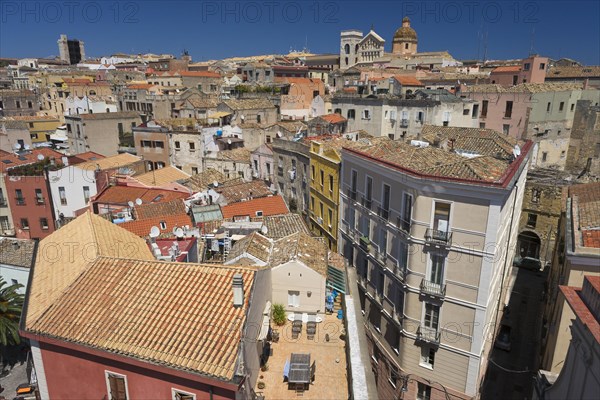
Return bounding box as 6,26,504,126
208,111,232,119
257,301,272,341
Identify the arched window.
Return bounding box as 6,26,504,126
344,44,350,55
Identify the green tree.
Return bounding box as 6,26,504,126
0,278,24,346
272,303,287,326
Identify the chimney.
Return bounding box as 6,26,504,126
232,273,244,307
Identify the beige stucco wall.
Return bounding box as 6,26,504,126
271,261,326,315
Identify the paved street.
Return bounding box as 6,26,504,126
1,344,30,400
481,266,548,400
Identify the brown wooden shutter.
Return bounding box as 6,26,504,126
108,374,127,400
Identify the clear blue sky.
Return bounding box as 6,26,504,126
1,0,599,64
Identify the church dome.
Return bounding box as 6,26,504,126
394,17,417,42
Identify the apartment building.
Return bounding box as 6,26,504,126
272,138,311,216
332,92,478,140
338,132,532,399
66,111,142,156
132,122,171,170
0,89,39,117
308,139,342,250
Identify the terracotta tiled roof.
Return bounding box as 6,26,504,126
463,82,584,94
221,195,288,219
226,232,272,264
0,238,36,268
77,111,141,120
180,168,227,192
26,256,255,380
263,213,309,239
93,185,189,205
492,66,522,73
271,232,329,276
67,151,105,165
345,137,525,184
134,166,190,186
127,83,155,90
182,97,219,109
393,75,424,86
133,198,187,220
76,153,141,171
222,98,276,110
0,148,64,173
217,147,251,162
547,66,600,78
117,213,193,237
320,113,347,124
179,71,221,78
23,211,154,327
560,277,600,344
569,182,600,248
217,180,272,203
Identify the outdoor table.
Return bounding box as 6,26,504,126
288,353,311,391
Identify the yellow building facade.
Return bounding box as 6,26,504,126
309,141,341,250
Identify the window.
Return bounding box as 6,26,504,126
424,303,440,331
417,382,431,400
504,101,513,118
561,150,566,158
16,100,21,108
329,175,334,193
320,202,324,218
35,189,44,204
362,109,371,119
463,108,469,115
266,135,271,143
141,140,152,148
320,170,324,187
559,102,565,111
531,188,541,203
546,102,551,112
191,167,198,175
311,196,315,211
388,364,400,388
420,346,435,368
106,371,128,400
429,253,445,286
20,218,29,230
118,123,124,135
40,218,49,230
288,290,300,307
503,124,510,135
159,221,167,230
542,151,548,162
174,141,180,150
480,122,486,128
388,133,395,140
28,101,33,108
472,104,479,118
15,189,25,206
59,187,67,205
153,141,164,149
481,100,488,117
189,142,195,151
527,213,537,228
401,193,412,231
570,103,575,111
83,186,90,203
256,211,263,217
172,389,195,400
347,109,356,120
523,63,530,71
328,209,333,228
512,75,518,85
539,63,546,70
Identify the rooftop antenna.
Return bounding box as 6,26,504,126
482,30,488,64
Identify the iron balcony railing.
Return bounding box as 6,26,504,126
0,197,6,206
425,228,452,246
15,197,25,206
417,324,440,344
377,206,389,221
347,188,357,201
397,216,411,233
361,196,372,210
420,278,447,298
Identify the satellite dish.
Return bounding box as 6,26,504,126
37,154,45,161
512,145,521,158
13,143,21,150
175,227,184,238
261,225,268,234
213,181,219,187
128,201,134,208
135,198,143,205
24,144,31,150
227,139,232,145
276,131,282,138
149,226,160,238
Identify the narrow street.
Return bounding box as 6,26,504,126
481,266,548,400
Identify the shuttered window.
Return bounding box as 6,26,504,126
107,373,127,400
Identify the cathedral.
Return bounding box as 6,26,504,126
340,17,451,70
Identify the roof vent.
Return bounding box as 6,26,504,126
232,273,244,307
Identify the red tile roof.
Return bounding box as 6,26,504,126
221,195,288,219
127,83,155,90
320,113,347,124
393,75,424,86
560,278,600,344
117,213,193,237
67,151,105,165
93,185,188,205
0,148,64,173
492,66,522,73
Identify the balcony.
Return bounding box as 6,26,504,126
377,206,389,221
397,216,411,234
357,275,367,290
347,188,357,201
361,196,372,210
417,324,440,345
0,198,6,206
425,228,452,246
360,236,370,250
386,258,405,282
420,278,447,299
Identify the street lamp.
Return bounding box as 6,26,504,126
400,374,451,400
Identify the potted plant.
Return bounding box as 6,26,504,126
261,363,269,372
272,303,287,326
257,381,266,390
